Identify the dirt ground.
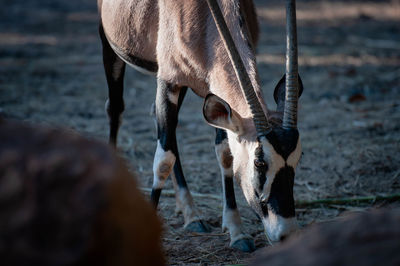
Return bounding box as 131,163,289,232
1,0,399,265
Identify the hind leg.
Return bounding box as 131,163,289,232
99,24,125,147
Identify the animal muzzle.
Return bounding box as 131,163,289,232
262,166,298,242
262,214,298,243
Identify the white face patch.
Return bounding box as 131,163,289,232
287,138,302,168
152,141,176,189
259,138,285,201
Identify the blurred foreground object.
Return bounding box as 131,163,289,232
251,208,400,266
0,119,165,266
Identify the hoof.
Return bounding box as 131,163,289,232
185,220,211,233
231,238,256,252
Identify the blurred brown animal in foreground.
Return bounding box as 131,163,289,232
0,119,165,266
251,207,400,266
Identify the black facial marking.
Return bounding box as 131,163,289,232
224,177,237,209
215,128,227,145
265,128,299,160
255,144,268,191
267,166,295,218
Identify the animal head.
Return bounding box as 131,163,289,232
205,0,302,242
203,76,303,242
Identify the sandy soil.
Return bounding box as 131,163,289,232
1,0,399,265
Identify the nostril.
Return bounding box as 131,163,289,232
280,235,287,242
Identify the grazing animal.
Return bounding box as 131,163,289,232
0,119,165,266
251,208,400,266
98,0,303,251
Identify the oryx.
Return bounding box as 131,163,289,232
98,0,303,251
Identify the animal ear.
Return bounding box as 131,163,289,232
273,74,304,113
203,94,243,133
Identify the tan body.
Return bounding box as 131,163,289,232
98,0,262,118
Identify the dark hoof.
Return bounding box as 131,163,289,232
185,220,211,233
231,238,256,252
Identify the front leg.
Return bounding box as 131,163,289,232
151,80,209,232
215,129,255,252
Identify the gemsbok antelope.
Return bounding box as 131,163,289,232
98,0,304,251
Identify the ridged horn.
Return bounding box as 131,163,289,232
206,0,271,137
282,0,299,129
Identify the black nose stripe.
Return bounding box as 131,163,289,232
267,166,295,218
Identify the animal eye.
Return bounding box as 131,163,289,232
254,159,267,169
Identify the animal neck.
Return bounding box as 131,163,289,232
207,0,268,120
209,70,267,120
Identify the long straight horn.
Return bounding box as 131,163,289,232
282,0,299,129
206,0,271,137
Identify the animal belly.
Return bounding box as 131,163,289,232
108,40,158,75
100,0,159,74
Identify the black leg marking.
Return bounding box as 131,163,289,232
99,24,125,147
215,128,238,210
177,86,188,113
153,80,187,200
154,84,209,232
224,177,237,209
151,188,162,208
172,86,189,189
151,80,179,205
156,80,179,151
155,83,189,189
173,155,188,188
